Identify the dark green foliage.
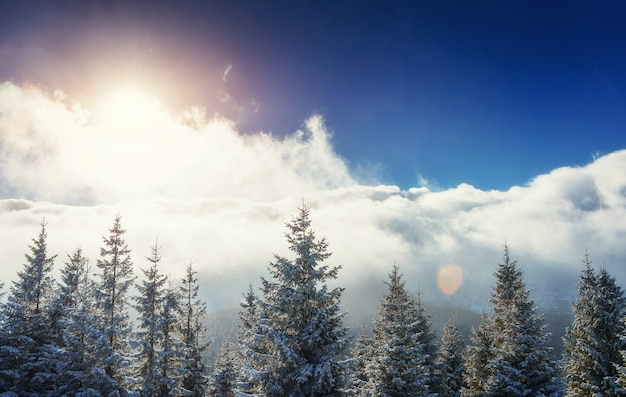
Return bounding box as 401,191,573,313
435,317,465,397
463,244,560,397
179,262,211,396
237,204,351,396
563,253,626,396
365,265,438,397
94,214,135,393
0,221,60,395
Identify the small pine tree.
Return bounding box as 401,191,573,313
160,281,187,396
367,265,437,397
435,317,465,397
563,253,626,396
236,285,269,396
462,313,493,397
179,262,211,397
209,339,238,397
350,327,375,396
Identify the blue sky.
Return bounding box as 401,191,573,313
2,1,625,190
1,1,626,310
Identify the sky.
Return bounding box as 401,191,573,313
1,1,626,316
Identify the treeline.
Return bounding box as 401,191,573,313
0,215,209,396
0,206,625,396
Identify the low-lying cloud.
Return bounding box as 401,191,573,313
1,82,625,316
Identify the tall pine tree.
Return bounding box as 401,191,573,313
133,242,169,396
239,204,351,396
94,214,135,395
0,220,59,395
484,244,560,397
563,253,625,396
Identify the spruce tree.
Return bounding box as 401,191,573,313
350,327,375,396
366,265,437,397
94,214,135,394
462,313,493,397
436,317,465,397
53,247,104,395
241,204,351,396
134,242,169,396
485,244,560,397
179,262,210,396
563,253,626,396
236,285,268,396
209,339,238,397
0,220,59,395
160,281,187,396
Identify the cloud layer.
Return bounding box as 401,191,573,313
1,82,625,315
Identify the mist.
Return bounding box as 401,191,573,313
1,82,625,351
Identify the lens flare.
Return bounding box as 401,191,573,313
437,263,464,295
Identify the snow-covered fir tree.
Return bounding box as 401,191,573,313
364,265,437,397
209,339,238,397
485,244,560,397
239,204,351,396
349,327,374,396
179,262,210,397
160,281,188,396
236,285,269,396
563,253,625,396
133,242,171,396
0,220,59,395
53,246,107,395
94,214,136,395
462,313,493,397
435,317,465,397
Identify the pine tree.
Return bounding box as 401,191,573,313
236,285,269,396
436,317,465,397
53,246,104,395
350,327,375,396
94,214,135,395
0,220,59,395
160,281,187,396
179,262,210,397
134,242,169,396
485,244,560,397
563,253,626,396
366,265,437,397
462,313,493,397
240,204,351,396
209,339,238,397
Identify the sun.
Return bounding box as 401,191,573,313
95,86,163,130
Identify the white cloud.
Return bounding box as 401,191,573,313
0,82,353,204
1,82,625,315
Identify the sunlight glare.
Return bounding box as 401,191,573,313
96,86,162,130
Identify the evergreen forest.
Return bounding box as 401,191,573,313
1,205,625,397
